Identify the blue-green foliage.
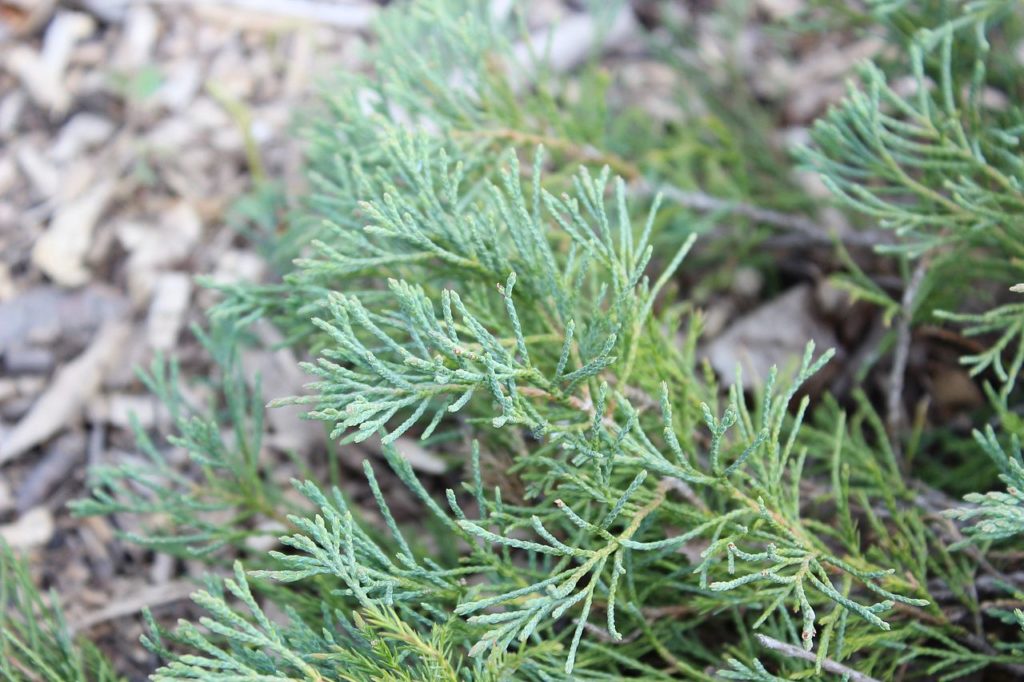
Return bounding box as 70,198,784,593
948,426,1024,542
803,0,1024,396
71,325,297,558
16,0,1022,680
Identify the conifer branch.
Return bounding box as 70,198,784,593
54,1,1024,680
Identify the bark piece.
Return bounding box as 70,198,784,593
16,430,86,511
0,284,128,351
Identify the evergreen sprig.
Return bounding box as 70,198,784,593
0,543,123,682
947,426,1024,542
71,326,296,558
13,0,1020,680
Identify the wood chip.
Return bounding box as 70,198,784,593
113,5,159,69
88,392,165,430
703,284,841,389
42,11,96,76
0,506,55,549
0,477,13,513
0,321,130,464
0,90,26,137
121,201,202,304
0,284,129,351
51,112,116,161
0,263,14,303
16,430,86,511
510,6,640,91
32,180,116,287
4,11,94,113
284,31,314,97
242,321,321,456
157,59,202,111
186,0,378,30
4,46,69,112
0,379,15,403
145,271,192,351
361,433,446,475
0,0,56,39
68,580,196,635
757,0,804,20
15,144,59,198
0,156,16,196
73,0,127,22
3,344,55,375
209,249,266,286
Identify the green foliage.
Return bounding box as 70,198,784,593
23,0,1024,680
71,325,298,559
947,426,1024,543
804,1,1024,673
802,0,1024,397
0,543,123,682
802,1,1023,253
939,297,1024,404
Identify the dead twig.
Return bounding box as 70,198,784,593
68,580,197,635
887,258,929,462
635,181,890,249
755,634,882,682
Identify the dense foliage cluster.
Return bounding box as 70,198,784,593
3,0,1024,680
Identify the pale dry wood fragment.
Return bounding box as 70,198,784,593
3,11,95,113
51,112,116,161
113,4,159,68
509,5,639,91
0,321,130,464
0,0,57,38
32,180,116,287
755,634,881,682
363,433,446,475
4,46,69,112
42,11,96,76
0,506,55,549
68,580,197,634
15,431,86,511
145,271,192,351
703,285,840,390
15,144,59,198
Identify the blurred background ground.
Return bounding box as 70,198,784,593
0,0,997,678
0,1,379,676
